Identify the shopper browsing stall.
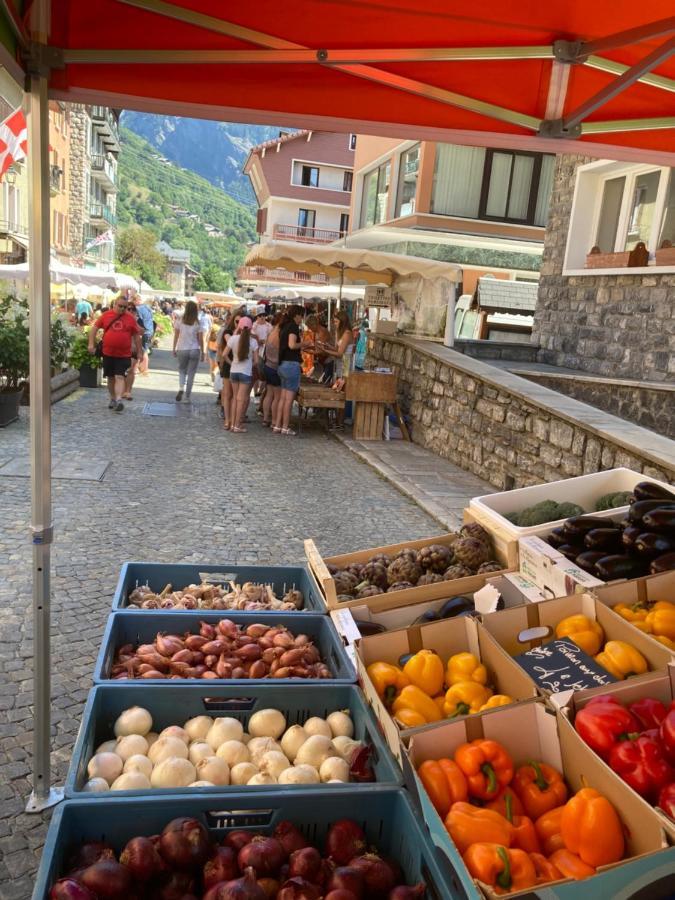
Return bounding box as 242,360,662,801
224,316,259,433
273,304,313,435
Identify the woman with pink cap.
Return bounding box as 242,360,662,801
223,316,259,433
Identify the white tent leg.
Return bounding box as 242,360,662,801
443,283,456,348
25,71,63,814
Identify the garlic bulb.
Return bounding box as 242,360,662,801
150,757,196,788
110,771,151,791
188,741,215,766
230,762,259,785
326,711,354,738
196,757,230,786
206,718,244,750
280,725,307,762
216,740,250,767
319,756,350,783
148,736,189,764
303,717,332,739
115,734,149,762
258,751,290,780
184,715,213,742
123,755,153,779
113,706,153,737
83,777,109,792
248,709,286,740
295,736,336,768
87,752,123,785
277,765,319,785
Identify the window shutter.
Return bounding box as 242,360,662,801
256,208,267,234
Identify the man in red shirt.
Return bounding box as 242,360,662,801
88,295,143,412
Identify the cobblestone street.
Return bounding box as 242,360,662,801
0,345,440,897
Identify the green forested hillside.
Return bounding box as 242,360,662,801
117,127,257,289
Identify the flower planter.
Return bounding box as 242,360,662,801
78,365,102,388
0,388,23,427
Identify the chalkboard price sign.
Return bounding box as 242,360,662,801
514,639,618,693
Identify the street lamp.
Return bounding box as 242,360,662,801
4,167,16,185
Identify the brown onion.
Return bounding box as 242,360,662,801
273,633,294,649
216,656,232,679
249,660,268,679
202,671,218,679
236,644,262,661
246,624,269,639
217,619,238,638
156,634,185,657
171,649,194,664
279,649,304,667
200,622,216,639
202,640,229,655
186,634,209,651
140,669,166,679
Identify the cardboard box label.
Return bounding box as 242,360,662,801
515,639,618,693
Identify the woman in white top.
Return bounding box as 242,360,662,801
172,300,204,401
224,316,259,433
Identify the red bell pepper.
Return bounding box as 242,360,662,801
657,782,675,820
629,697,668,731
660,709,675,764
574,696,640,761
608,734,674,802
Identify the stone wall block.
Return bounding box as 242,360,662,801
550,420,574,450
583,436,601,472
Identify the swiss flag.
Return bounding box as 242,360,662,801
0,108,27,180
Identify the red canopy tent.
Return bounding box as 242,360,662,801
1,0,673,811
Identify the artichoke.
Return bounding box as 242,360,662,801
477,561,503,574
361,561,388,590
356,584,383,599
417,572,444,585
392,547,418,563
387,555,422,586
333,570,359,596
388,581,415,592
460,522,491,546
367,553,391,568
452,537,491,570
443,564,473,581
417,543,454,573
345,562,364,580
337,593,356,603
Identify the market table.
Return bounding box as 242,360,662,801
296,382,346,433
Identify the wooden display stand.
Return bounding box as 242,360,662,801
296,383,345,433
345,371,399,440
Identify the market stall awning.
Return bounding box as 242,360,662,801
1,2,670,162
0,259,138,288
245,242,462,286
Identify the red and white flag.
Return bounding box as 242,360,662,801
84,229,114,251
0,107,28,181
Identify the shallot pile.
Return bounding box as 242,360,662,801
109,620,333,681
128,581,305,612
50,816,425,899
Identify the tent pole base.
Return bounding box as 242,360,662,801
25,786,64,814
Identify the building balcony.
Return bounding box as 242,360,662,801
272,223,343,244
89,202,117,226
50,164,63,196
90,154,117,191
237,265,329,285
90,106,120,153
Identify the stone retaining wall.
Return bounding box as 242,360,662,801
368,335,674,488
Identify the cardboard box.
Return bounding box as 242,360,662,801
305,532,513,613
518,535,606,598
593,569,675,655
481,572,548,606
559,663,675,841
479,591,673,700
404,701,669,899
355,615,538,763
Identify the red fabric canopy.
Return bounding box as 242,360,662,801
42,1,675,161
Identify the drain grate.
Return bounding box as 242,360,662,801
0,456,110,481
142,402,197,418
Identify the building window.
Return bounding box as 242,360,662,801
343,170,353,192
659,171,675,247
298,208,316,235
301,165,319,187
395,143,420,217
339,213,350,235
360,161,391,228
349,134,357,150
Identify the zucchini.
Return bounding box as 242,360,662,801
650,552,675,574
595,554,648,581
633,481,675,502
635,532,675,558
642,508,675,533
583,527,623,552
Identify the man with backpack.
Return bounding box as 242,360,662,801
88,293,144,412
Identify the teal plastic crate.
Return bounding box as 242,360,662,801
113,561,326,612
66,683,401,796
93,611,355,684
32,789,462,900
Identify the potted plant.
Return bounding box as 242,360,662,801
69,331,102,388
0,294,29,426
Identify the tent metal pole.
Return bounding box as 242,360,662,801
443,284,456,349
25,70,63,814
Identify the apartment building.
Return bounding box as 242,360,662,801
156,240,199,295
49,100,70,263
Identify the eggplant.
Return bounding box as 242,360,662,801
558,543,584,562
633,480,675,502
398,652,414,667
412,609,440,625
439,596,475,618
634,532,675,559
595,554,648,581
650,552,675,574
547,527,568,550
583,527,623,552
621,525,643,553
562,515,613,541
627,500,675,525
454,609,482,619
642,508,675,533
575,551,607,574
353,621,386,636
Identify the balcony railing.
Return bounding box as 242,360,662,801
89,202,117,226
90,154,117,186
90,106,120,151
0,217,28,236
273,223,343,244
237,265,329,285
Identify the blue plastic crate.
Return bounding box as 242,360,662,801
93,611,355,684
66,683,401,797
33,789,462,900
112,561,326,613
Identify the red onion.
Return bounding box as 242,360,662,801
256,877,280,899
276,877,322,900
387,885,425,899
349,745,375,783
119,835,165,881
325,892,359,900
203,846,239,888
202,867,266,900
79,860,132,898
348,855,397,897
49,880,97,900
224,830,254,851
325,821,366,865
155,871,197,900
237,836,285,876
159,817,211,870
66,841,115,872
288,847,322,882
327,866,364,898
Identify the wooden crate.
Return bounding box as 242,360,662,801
297,384,345,411
345,371,398,403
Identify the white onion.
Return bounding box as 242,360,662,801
115,734,149,762
189,780,215,787
83,777,109,792
248,737,282,765
303,717,332,739
295,735,336,768
148,736,189,764
95,740,118,755
277,765,319,785
280,726,307,762
123,755,153,779
326,711,354,738
196,757,230,786
87,752,123,785
150,757,196,788
247,772,277,785
319,756,350,783
189,741,215,766
145,732,160,748
258,751,290,780
113,706,152,737
230,762,259,785
333,736,363,761
216,740,250,767
206,718,244,750
241,732,252,745
110,771,151,791
184,715,213,742
248,709,286,739
159,725,189,745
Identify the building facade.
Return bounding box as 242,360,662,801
0,70,28,265
156,240,198,295
49,100,70,263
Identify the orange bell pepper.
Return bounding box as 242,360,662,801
444,802,513,854
503,793,541,855
534,806,565,856
417,759,468,818
549,848,596,881
463,844,536,894
560,788,624,867
454,739,514,801
485,787,524,819
530,852,562,885
512,760,568,819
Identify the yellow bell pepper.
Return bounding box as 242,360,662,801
446,652,488,687
433,694,447,716
392,685,442,724
652,601,675,611
594,640,648,680
645,606,675,641
614,602,649,624
366,661,410,705
403,649,445,696
479,694,513,712
393,708,427,728
651,634,675,650
555,614,605,656
443,682,493,717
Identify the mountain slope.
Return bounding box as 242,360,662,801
121,112,283,205
117,127,257,286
